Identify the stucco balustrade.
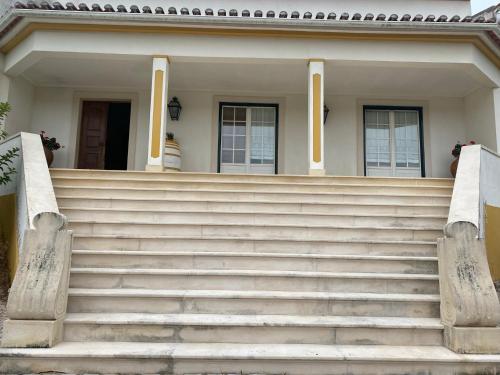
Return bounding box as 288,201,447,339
0,132,72,348
438,144,500,354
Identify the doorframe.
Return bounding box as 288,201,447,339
217,102,279,174
362,105,426,177
70,91,138,170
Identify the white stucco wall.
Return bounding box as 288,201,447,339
133,90,151,170
168,90,214,174
0,56,9,106
465,88,498,152
30,87,73,168
25,85,470,178
5,76,34,136
429,97,467,177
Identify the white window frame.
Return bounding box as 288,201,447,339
364,106,424,178
218,103,278,175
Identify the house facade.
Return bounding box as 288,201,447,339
1,1,500,374
0,0,499,177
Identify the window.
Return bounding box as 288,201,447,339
364,107,424,177
219,104,278,174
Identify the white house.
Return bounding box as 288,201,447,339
0,1,500,374
0,0,499,177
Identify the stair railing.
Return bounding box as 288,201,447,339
438,144,500,353
0,132,72,348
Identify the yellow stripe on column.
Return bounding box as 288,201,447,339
151,69,164,158
313,73,322,163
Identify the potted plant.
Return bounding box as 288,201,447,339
39,131,63,167
163,132,181,172
450,140,475,178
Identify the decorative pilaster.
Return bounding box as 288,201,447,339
146,56,170,171
308,60,325,175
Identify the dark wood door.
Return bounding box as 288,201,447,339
78,101,109,169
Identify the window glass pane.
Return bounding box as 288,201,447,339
406,111,418,124
395,111,420,170
222,125,233,135
235,108,246,122
222,107,234,121
222,136,233,149
250,108,275,166
252,108,263,121
394,111,406,125
378,140,389,153
377,111,389,124
366,152,377,163
365,111,377,125
365,110,392,169
234,150,245,164
263,108,275,122
378,126,389,139
366,125,377,139
235,124,246,135
221,150,233,163
234,136,246,149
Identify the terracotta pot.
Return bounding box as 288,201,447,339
44,146,54,167
450,157,459,178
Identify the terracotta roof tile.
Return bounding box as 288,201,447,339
5,2,499,25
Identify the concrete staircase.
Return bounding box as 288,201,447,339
3,169,499,374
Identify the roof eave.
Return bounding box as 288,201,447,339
1,9,499,55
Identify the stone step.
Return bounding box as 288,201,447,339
69,268,438,294
60,208,446,229
67,289,440,318
53,186,452,205
63,313,444,346
56,196,451,216
2,341,497,375
71,250,438,274
72,235,438,256
50,168,455,187
51,176,452,195
1,342,497,375
67,221,443,242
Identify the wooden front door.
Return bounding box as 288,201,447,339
78,101,109,169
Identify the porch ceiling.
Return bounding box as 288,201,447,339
21,56,488,97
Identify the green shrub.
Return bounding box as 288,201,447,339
0,102,19,186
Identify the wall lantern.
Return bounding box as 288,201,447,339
167,97,182,121
324,105,330,124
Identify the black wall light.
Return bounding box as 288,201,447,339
324,105,330,124
168,97,182,121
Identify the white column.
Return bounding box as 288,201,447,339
308,60,325,175
146,56,169,171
